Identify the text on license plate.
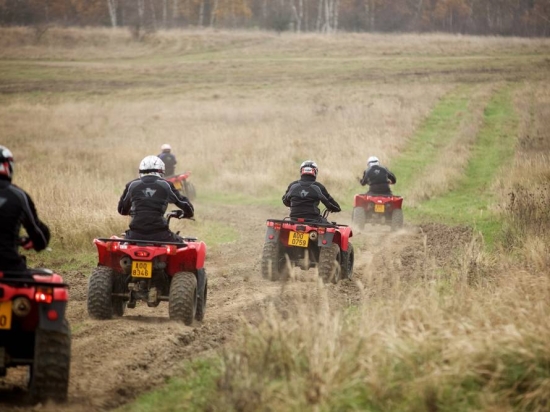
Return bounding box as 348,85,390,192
374,204,385,213
0,301,12,330
131,261,152,278
288,231,309,248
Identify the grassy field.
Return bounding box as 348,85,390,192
1,27,550,411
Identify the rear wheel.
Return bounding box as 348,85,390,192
29,319,71,403
261,242,289,281
318,244,342,284
169,272,197,325
184,181,197,200
87,266,115,320
391,209,404,231
341,243,355,280
352,207,366,231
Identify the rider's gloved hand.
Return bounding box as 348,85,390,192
21,238,34,250
175,209,185,219
330,206,341,213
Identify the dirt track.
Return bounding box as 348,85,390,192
0,204,472,411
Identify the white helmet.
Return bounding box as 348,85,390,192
0,145,14,181
300,160,318,177
160,143,171,153
139,156,165,177
367,156,380,167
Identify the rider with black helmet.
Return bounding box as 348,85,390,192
282,160,341,223
0,146,51,272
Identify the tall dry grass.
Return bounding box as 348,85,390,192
4,90,442,248
213,236,550,411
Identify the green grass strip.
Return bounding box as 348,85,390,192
391,85,473,195
408,85,518,245
115,358,221,412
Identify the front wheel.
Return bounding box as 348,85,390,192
28,320,71,403
318,243,342,284
169,272,197,325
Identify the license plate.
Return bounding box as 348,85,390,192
0,301,12,330
288,231,309,248
173,181,182,190
131,261,152,278
374,204,385,213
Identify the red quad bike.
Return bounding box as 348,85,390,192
261,210,354,283
0,253,71,403
165,171,196,201
87,211,207,326
352,193,404,232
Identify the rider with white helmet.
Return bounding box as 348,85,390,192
0,146,51,272
118,155,193,242
360,156,396,195
157,144,177,177
282,160,341,222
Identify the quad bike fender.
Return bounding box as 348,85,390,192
353,194,369,208
169,241,207,273
337,226,353,252
318,231,335,247
38,301,68,332
264,226,281,243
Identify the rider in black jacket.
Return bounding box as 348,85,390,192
282,160,341,223
157,144,177,177
360,156,397,195
0,146,51,272
118,155,194,242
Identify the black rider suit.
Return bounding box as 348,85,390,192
118,175,193,241
157,153,177,177
360,165,397,195
0,179,50,271
282,175,341,222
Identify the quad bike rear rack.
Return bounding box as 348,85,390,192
266,218,347,229
95,238,192,247
0,269,69,288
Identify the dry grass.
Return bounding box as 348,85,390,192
215,259,550,411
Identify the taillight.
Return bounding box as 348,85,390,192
274,223,282,230
318,228,326,235
135,250,150,258
166,245,177,255
35,287,54,304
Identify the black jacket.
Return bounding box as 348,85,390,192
360,165,397,195
158,152,177,177
118,175,193,235
0,179,50,271
282,175,341,221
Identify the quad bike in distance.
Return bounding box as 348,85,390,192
261,210,354,283
0,242,71,403
87,211,207,326
165,171,196,201
352,191,404,232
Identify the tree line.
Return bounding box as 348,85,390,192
1,0,549,37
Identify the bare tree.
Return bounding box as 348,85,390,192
107,0,118,27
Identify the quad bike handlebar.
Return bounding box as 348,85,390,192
166,209,195,223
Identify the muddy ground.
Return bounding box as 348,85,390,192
0,204,472,411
